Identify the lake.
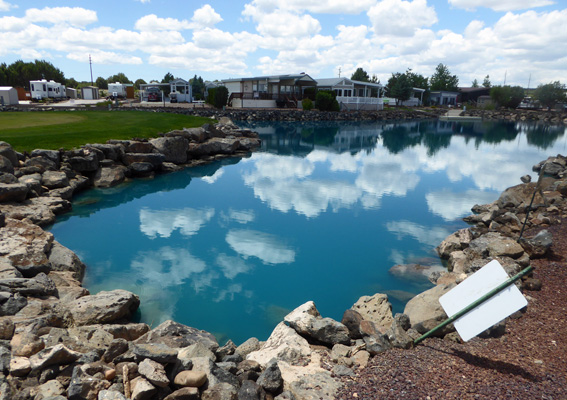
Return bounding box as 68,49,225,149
48,119,566,345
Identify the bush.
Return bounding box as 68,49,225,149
304,87,316,101
315,90,340,111
302,98,313,111
206,86,229,109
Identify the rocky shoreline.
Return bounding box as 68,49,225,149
1,113,567,399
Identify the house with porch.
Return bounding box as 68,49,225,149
140,79,192,103
429,91,459,106
222,73,317,108
316,78,384,110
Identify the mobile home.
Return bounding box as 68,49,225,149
30,80,66,100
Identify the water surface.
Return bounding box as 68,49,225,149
49,119,566,344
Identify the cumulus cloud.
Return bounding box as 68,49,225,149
25,7,97,27
243,0,376,17
139,207,215,238
448,0,554,12
226,229,296,264
426,189,498,221
134,14,192,31
216,253,252,279
386,220,452,248
367,0,437,37
192,4,223,28
0,0,15,12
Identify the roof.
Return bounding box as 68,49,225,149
0,86,16,90
316,77,383,88
222,73,316,84
459,87,490,93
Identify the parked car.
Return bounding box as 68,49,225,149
147,87,161,102
169,92,177,103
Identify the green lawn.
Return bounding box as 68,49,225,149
0,110,214,153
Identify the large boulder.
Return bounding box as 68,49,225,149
0,218,53,276
31,149,61,169
520,229,553,258
404,283,455,335
350,293,394,332
0,142,19,167
150,136,189,164
0,155,14,175
67,289,140,326
134,320,219,352
122,153,165,167
63,148,101,172
247,322,311,367
87,143,124,161
0,183,29,202
187,138,240,157
0,197,71,226
283,301,350,346
94,165,127,188
436,228,474,258
48,241,86,282
468,232,525,259
41,171,69,189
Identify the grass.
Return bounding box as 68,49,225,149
0,110,214,153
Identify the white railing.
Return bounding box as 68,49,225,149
337,96,384,110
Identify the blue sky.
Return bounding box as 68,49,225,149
1,0,565,87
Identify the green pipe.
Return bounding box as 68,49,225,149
413,265,534,345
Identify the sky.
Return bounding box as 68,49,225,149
1,0,566,87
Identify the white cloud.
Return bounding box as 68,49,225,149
216,253,252,279
139,207,215,238
134,14,192,31
135,0,151,3
448,0,555,12
255,11,321,38
426,189,498,221
386,220,452,248
228,209,256,224
25,7,97,27
243,0,376,17
367,0,437,37
0,0,15,12
226,229,296,264
192,4,223,28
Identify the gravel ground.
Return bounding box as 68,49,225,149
337,220,567,400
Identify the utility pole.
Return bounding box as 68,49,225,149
89,54,93,86
338,67,341,78
503,70,507,86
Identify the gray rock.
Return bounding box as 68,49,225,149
0,142,18,167
284,301,350,346
150,136,189,164
0,317,15,340
131,343,178,364
18,172,43,194
520,229,552,258
386,314,414,349
0,345,10,373
35,379,66,399
256,358,282,393
191,356,239,390
163,387,200,400
363,333,391,355
331,364,355,377
31,149,61,168
286,371,341,400
0,172,17,184
94,166,127,188
135,320,218,352
102,338,129,363
201,382,238,400
0,273,56,296
341,309,364,339
48,241,86,282
468,232,525,259
25,156,57,172
138,358,170,388
67,289,140,326
130,376,157,400
29,343,82,370
188,138,240,157
128,162,155,176
0,155,14,175
436,228,473,258
237,380,266,400
216,339,236,361
98,390,128,400
0,291,27,315
164,127,207,143
0,182,29,202
351,293,394,332
87,144,124,161
404,283,455,335
178,342,215,362
41,171,69,190
11,331,44,357
125,141,155,154
122,153,165,167
247,322,311,367
236,337,260,358
274,391,297,400
64,148,100,172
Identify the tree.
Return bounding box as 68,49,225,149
482,75,491,88
315,90,340,111
66,77,79,88
390,73,412,105
405,69,428,90
490,85,524,108
107,73,131,84
134,79,147,90
161,72,175,83
0,59,65,89
429,63,459,91
351,67,370,82
95,77,108,89
190,75,205,100
471,79,479,88
206,86,229,109
533,81,566,109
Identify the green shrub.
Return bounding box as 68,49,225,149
206,86,229,109
302,98,313,111
315,90,340,111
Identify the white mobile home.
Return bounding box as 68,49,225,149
316,78,384,110
30,80,66,100
0,87,19,105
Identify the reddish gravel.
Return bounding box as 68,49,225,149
337,221,567,400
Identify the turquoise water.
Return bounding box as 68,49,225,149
49,119,566,345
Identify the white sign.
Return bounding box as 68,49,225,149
439,260,528,342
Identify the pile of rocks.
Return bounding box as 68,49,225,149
0,118,260,227
465,108,567,124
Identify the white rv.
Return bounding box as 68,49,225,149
30,80,66,100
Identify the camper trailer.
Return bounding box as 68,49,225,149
30,80,66,100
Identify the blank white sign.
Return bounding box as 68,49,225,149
439,260,528,342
